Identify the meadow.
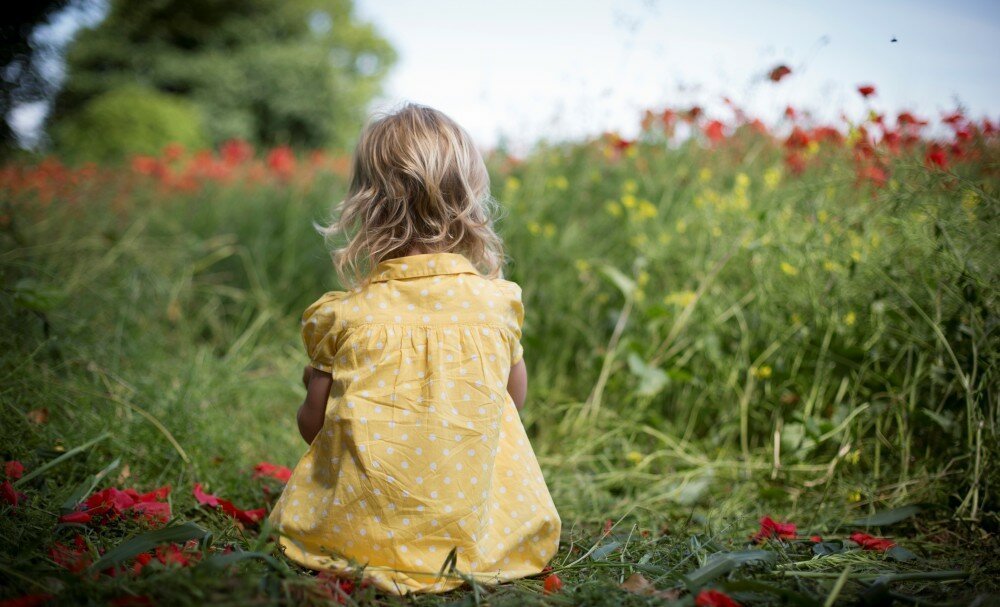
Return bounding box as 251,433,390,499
1,97,997,605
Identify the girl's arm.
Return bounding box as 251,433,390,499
298,366,333,444
507,359,528,411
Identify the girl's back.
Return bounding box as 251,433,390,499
267,103,561,594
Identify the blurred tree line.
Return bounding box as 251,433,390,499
2,0,396,161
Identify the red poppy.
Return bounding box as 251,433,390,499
784,127,811,150
784,152,806,175
768,65,792,82
752,516,797,543
4,461,25,480
784,106,797,120
812,126,843,145
543,573,563,593
220,139,254,166
897,112,928,128
49,534,91,573
252,462,292,483
696,589,741,607
661,109,678,129
703,120,726,143
0,594,55,607
850,532,896,551
857,85,876,98
810,535,823,543
686,106,703,122
925,143,948,169
857,164,888,187
162,142,186,162
58,511,94,525
942,112,964,126
193,483,267,526
266,147,296,180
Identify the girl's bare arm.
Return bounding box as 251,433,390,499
507,359,528,411
298,366,333,444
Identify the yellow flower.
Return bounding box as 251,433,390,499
637,271,650,287
780,262,799,276
817,210,829,224
698,167,712,183
752,365,772,379
605,201,622,217
822,233,833,245
629,233,648,247
621,193,637,208
626,451,643,464
843,311,856,326
870,232,880,248
574,259,591,273
664,290,697,307
760,233,773,246
763,167,782,190
735,173,751,190
675,219,687,234
851,250,862,262
550,175,569,190
504,176,521,192
527,221,541,235
658,231,672,245
823,260,841,272
806,140,820,156
626,146,638,158
637,199,657,218
847,450,861,465
623,179,638,194
543,223,556,238
848,491,862,503
633,288,646,302
711,225,723,237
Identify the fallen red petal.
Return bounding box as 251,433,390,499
696,588,741,607
4,461,25,480
58,511,93,525
850,532,896,551
252,462,292,483
543,573,563,594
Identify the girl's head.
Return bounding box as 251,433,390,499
321,103,505,287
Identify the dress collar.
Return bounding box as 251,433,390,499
369,252,480,282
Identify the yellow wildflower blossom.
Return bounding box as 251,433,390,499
550,175,569,190
658,231,672,245
851,250,862,262
698,167,712,183
543,223,556,238
637,271,650,287
849,491,862,503
664,290,697,307
623,179,638,194
817,210,829,224
629,233,648,247
621,193,637,208
675,219,687,234
752,365,773,379
605,201,622,217
823,260,841,272
574,259,591,273
527,221,541,235
633,289,646,302
735,173,751,190
626,451,643,464
763,167,782,190
780,262,799,276
504,176,521,192
843,311,856,326
847,450,861,465
637,199,657,218
711,226,723,237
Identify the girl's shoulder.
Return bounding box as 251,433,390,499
301,290,350,327
487,277,523,303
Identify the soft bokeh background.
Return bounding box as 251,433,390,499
1,1,998,605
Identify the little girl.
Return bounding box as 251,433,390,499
268,103,561,594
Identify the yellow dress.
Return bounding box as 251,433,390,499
268,252,561,594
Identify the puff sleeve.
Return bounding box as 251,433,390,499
497,280,525,366
300,292,344,373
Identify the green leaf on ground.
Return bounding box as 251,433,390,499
849,505,921,526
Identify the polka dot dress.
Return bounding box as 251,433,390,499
268,252,561,595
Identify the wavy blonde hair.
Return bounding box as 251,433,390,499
319,102,506,288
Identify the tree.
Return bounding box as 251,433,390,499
0,1,74,157
49,0,396,152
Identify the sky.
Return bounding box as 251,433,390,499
11,0,1000,152
355,0,1000,152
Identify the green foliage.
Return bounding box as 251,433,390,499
49,0,396,153
54,85,206,162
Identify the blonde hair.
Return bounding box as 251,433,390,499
319,102,506,288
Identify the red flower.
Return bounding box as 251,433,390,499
850,532,896,551
49,534,91,573
810,535,823,543
942,111,964,126
58,511,93,525
0,594,55,607
4,461,25,480
686,106,703,122
897,112,928,128
266,147,296,180
784,127,812,150
703,120,726,143
784,152,806,175
220,139,254,166
784,105,797,120
752,516,797,543
1,480,25,508
768,64,792,82
543,573,563,593
74,486,172,525
857,84,876,98
253,462,292,483
925,143,948,169
193,484,267,526
696,589,741,607
857,164,888,187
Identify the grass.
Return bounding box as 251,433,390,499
1,119,998,605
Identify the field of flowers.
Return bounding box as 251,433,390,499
1,84,998,605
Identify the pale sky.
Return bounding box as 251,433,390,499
356,0,1000,152
12,0,1000,152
